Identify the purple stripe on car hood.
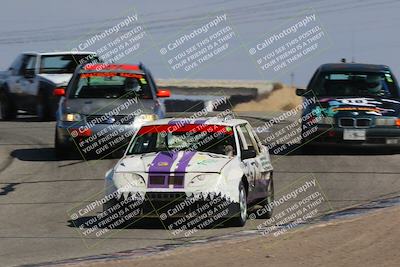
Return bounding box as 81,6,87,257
174,151,196,173
148,152,178,173
147,151,196,189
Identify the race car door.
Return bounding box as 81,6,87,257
236,124,262,200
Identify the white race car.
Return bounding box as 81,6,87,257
104,117,274,226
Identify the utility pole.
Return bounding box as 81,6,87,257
351,30,355,63
290,72,294,87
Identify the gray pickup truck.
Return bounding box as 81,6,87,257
0,51,99,120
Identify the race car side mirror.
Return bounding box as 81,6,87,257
296,88,306,96
157,89,171,98
241,149,257,160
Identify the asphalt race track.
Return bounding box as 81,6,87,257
1,116,400,266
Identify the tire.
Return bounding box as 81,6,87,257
36,90,51,121
0,89,16,120
54,128,71,159
256,176,274,219
229,181,247,227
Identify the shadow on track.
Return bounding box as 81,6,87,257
269,143,399,156
10,148,60,161
10,147,124,161
68,216,227,230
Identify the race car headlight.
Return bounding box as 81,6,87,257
375,117,400,126
63,113,82,122
115,172,146,187
317,116,335,125
133,114,158,127
189,174,208,185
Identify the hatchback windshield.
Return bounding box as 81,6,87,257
127,124,236,156
69,72,152,99
312,72,399,98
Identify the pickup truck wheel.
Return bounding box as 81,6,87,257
228,182,247,227
36,91,51,121
0,90,16,120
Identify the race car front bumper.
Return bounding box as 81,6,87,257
104,191,240,220
304,124,400,146
56,121,139,156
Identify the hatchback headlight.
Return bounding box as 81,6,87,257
133,114,158,127
63,113,82,122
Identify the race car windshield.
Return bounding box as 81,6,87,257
40,54,99,74
127,124,237,156
69,72,152,99
312,72,399,98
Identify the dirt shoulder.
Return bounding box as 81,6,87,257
80,206,400,267
234,85,302,112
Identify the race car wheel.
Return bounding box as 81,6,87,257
0,90,16,120
256,177,274,219
54,129,73,159
229,182,247,227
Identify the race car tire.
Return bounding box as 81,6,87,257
228,181,247,227
0,89,16,120
256,176,274,219
54,129,73,159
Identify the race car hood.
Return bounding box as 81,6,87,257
63,98,155,116
115,151,233,174
311,97,400,117
36,73,73,86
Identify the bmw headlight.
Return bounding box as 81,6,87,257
375,117,400,126
317,116,335,125
63,113,82,122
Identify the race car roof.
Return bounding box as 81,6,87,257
319,63,391,73
144,117,248,127
23,51,97,56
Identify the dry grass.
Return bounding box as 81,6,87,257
234,84,302,112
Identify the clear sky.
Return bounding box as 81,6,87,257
0,0,399,86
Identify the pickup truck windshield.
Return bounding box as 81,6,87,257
127,124,236,155
69,72,152,99
40,54,98,74
312,72,399,98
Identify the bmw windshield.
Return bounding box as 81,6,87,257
312,72,400,98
